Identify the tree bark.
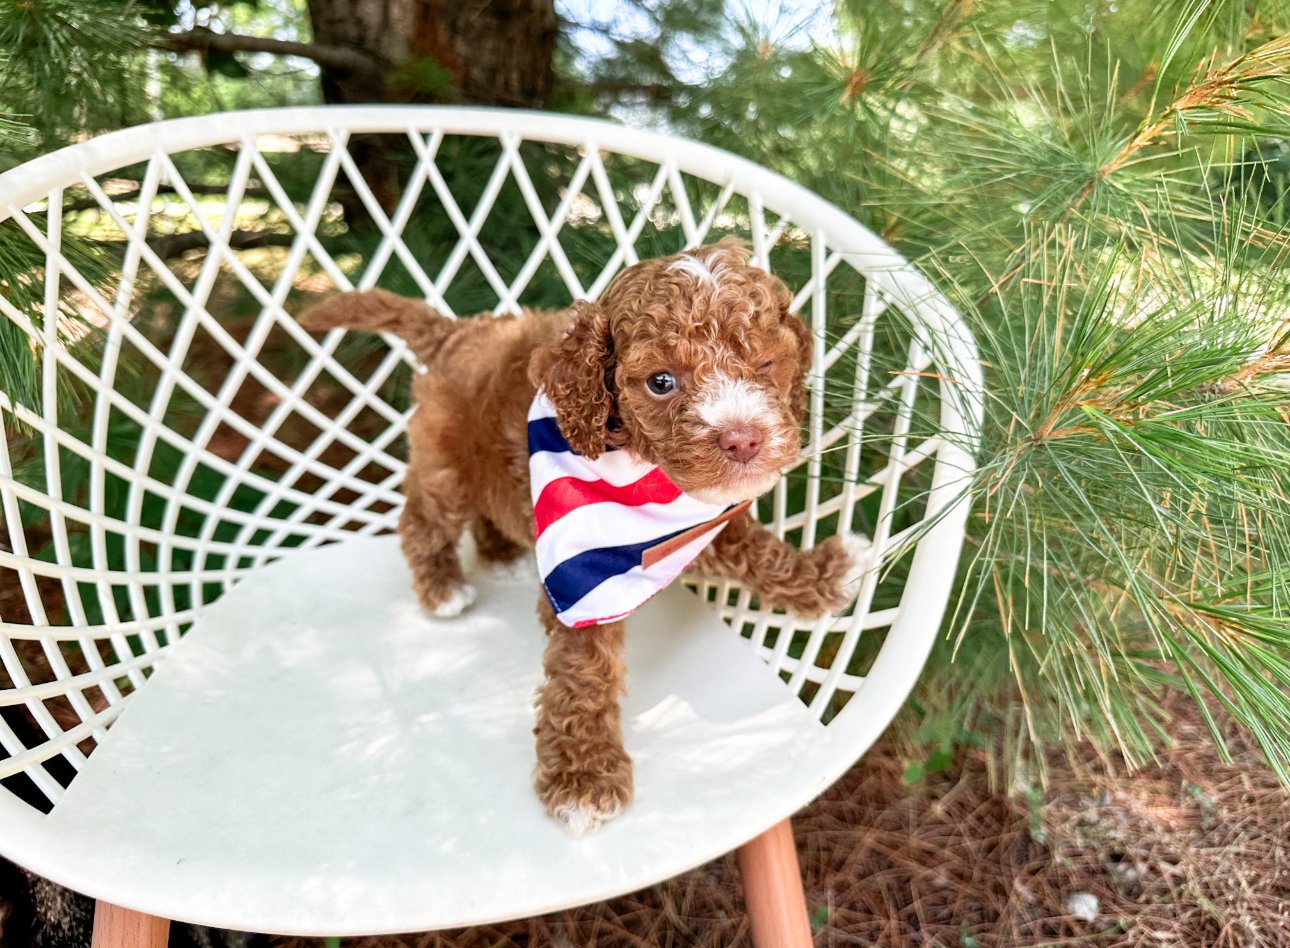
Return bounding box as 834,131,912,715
304,0,558,107
302,0,558,215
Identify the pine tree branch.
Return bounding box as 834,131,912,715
94,229,302,260
153,28,381,76
1073,34,1290,212
63,182,262,215
907,0,972,74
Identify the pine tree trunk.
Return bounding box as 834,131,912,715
303,0,557,215
304,0,557,107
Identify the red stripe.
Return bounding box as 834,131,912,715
571,612,629,628
533,468,683,539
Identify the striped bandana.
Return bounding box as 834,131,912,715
528,390,748,628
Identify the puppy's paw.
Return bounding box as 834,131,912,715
423,582,477,618
778,532,871,618
839,531,874,584
552,793,626,837
536,755,634,837
811,531,872,612
489,555,536,582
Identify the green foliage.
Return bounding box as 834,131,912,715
593,0,1290,783
676,0,1290,784
2,0,1289,790
809,904,830,932
390,57,459,103
902,705,986,786
563,0,728,103
0,0,150,151
0,213,113,417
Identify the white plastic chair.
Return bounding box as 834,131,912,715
0,107,981,945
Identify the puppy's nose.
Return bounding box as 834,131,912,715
718,426,763,464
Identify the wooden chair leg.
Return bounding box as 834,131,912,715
736,817,812,948
92,900,170,948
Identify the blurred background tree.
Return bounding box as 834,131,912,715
2,0,1289,801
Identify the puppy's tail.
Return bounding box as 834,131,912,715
297,289,460,367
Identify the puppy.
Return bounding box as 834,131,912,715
299,240,864,835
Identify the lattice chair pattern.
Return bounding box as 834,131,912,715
0,108,981,945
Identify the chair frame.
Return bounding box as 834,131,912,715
0,107,981,944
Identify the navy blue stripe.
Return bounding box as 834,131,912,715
543,524,694,613
528,416,571,456
528,415,619,457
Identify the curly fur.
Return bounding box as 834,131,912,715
529,239,811,503
527,300,616,458
297,241,863,834
533,596,632,836
298,287,462,368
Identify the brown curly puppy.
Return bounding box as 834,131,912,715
299,240,866,835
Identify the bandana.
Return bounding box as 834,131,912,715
528,390,747,628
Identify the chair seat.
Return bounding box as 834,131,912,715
16,536,836,936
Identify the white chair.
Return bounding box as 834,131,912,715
0,107,980,946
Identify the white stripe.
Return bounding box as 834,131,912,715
528,448,656,503
535,493,727,579
555,524,728,626
528,390,559,421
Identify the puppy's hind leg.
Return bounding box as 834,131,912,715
400,465,476,617
471,517,530,578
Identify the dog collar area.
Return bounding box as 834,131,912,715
527,390,747,628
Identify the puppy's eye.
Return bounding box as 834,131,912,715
759,360,777,375
645,372,677,396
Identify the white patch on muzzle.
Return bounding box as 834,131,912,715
688,375,792,505
696,376,779,433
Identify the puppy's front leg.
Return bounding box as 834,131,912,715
693,511,869,618
533,595,633,836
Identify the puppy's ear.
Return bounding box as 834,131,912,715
529,301,616,459
783,309,815,423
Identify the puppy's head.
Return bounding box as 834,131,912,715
530,239,811,505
